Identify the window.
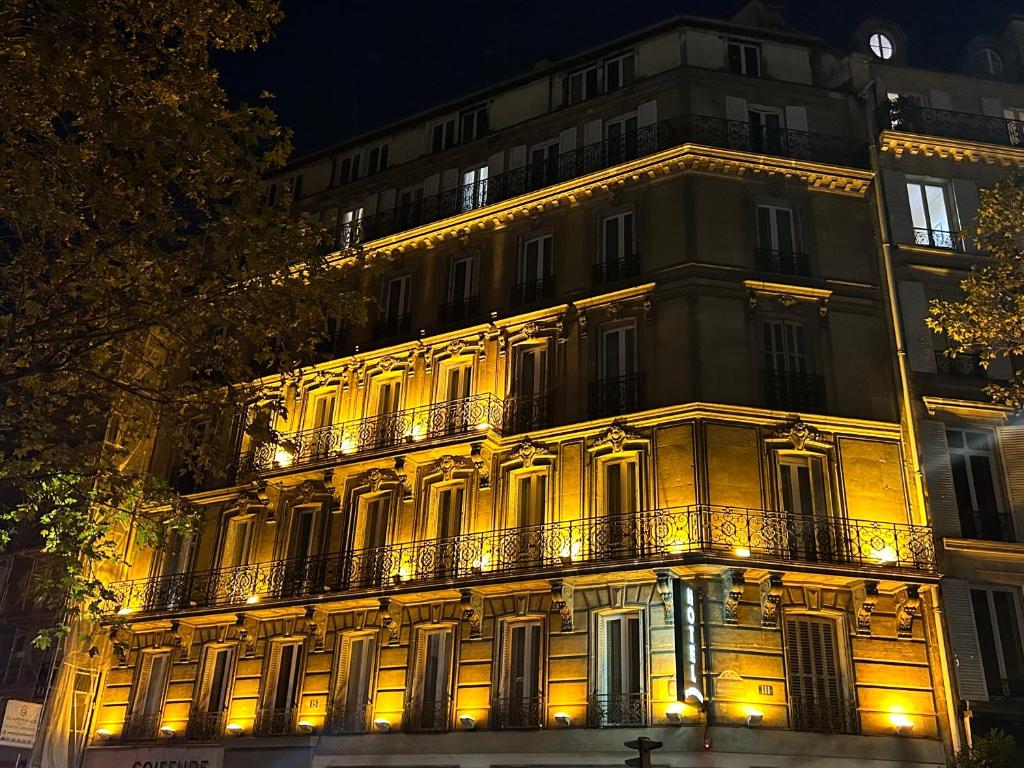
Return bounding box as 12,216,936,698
764,320,807,375
905,180,953,248
748,106,783,153
510,344,549,431
372,377,402,417
593,612,645,726
868,32,894,60
605,112,639,163
263,640,304,721
366,144,388,176
567,65,599,105
1003,108,1024,146
382,275,411,321
156,528,194,578
604,52,636,92
308,392,336,431
339,207,364,248
783,616,853,732
947,429,1009,541
398,187,424,228
433,484,464,540
220,515,254,570
778,454,829,519
336,153,360,185
460,165,489,212
459,105,488,142
528,141,560,189
971,587,1024,698
444,363,472,403
727,40,761,76
0,628,25,685
431,118,457,153
517,235,554,298
603,458,639,519
979,48,1003,77
288,506,318,559
513,471,547,528
763,321,820,411
197,645,235,714
757,205,805,275
334,633,375,732
496,620,543,728
410,627,454,731
449,256,477,303
601,211,635,266
600,324,637,382
127,650,172,738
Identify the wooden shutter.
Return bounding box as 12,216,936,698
509,145,527,170
725,96,747,123
584,119,603,146
980,97,1004,117
487,151,504,179
441,168,459,192
918,420,962,538
130,653,155,713
637,100,658,129
928,89,953,110
809,456,829,517
220,518,238,569
942,579,989,701
785,616,841,707
411,629,429,702
784,106,808,133
196,646,218,711
882,170,913,244
897,280,937,373
998,425,1024,542
262,641,284,709
362,192,378,217
558,127,577,153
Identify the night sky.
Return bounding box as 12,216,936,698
216,0,1024,159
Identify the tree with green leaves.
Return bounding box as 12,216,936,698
929,174,1024,412
0,0,365,644
950,730,1020,768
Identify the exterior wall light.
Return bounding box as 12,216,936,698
373,718,391,732
889,713,914,735
554,712,572,728
458,714,476,730
745,710,764,727
297,720,315,734
116,607,133,616
158,725,176,738
273,440,296,468
734,546,751,558
665,703,685,724
245,595,259,605
225,723,244,736
95,728,112,741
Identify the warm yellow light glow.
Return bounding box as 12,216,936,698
745,710,764,726
554,712,572,727
472,554,491,573
225,723,243,736
734,546,751,558
407,424,424,442
889,712,914,734
458,713,476,730
667,539,686,554
340,437,356,455
245,595,259,605
873,545,898,564
373,718,391,732
116,607,133,616
297,720,315,733
95,728,112,739
273,440,296,467
475,420,491,431
665,702,685,723
159,724,175,737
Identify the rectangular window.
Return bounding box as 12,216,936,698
496,620,543,727
2,628,25,685
778,455,829,518
757,205,795,253
528,141,560,189
266,640,304,712
519,235,554,283
220,516,254,570
595,612,645,726
412,627,454,730
459,105,488,142
398,187,424,228
1003,108,1024,146
134,651,172,718
336,153,360,185
763,320,806,374
514,472,547,528
335,633,375,731
748,106,783,153
906,180,953,248
727,40,761,77
604,458,639,519
605,113,639,164
460,165,489,212
339,207,364,248
445,363,472,402
449,256,476,303
567,65,599,105
600,323,637,381
971,587,1024,698
198,646,235,714
434,485,464,540
366,144,388,176
601,211,635,265
382,275,412,320
784,616,851,732
514,345,549,400
289,506,317,559
431,118,457,153
604,52,636,92
947,429,1008,541
308,392,336,431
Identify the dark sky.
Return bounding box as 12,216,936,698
216,0,1024,158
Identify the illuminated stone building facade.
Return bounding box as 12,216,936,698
70,3,1024,767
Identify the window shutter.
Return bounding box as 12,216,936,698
897,280,937,373
594,617,609,694
362,192,378,217
441,169,459,192
809,457,829,516
423,174,440,198
262,641,283,709
584,120,603,146
558,127,577,153
725,96,748,123
882,170,913,244
498,621,513,697
941,579,989,701
379,188,397,212
487,151,505,179
335,634,352,701
637,100,658,129
509,145,527,170
928,89,953,110
980,97,1004,117
997,425,1024,542
950,179,980,251
130,653,155,713
784,106,808,133
918,420,962,538
196,646,218,711
411,629,429,702
987,356,1013,381
220,518,238,569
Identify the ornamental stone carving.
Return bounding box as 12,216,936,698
760,573,784,628
773,419,829,450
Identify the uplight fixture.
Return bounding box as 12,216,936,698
745,710,764,727
297,720,315,734
889,713,914,736
458,714,476,730
159,725,176,738
373,718,392,733
554,712,572,728
665,702,685,724
225,723,243,736
734,546,751,558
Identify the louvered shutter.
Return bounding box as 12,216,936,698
423,174,440,198
942,579,989,701
362,192,378,217
498,622,514,698
918,420,962,538
220,518,238,569
980,97,1004,117
929,89,953,110
441,169,459,192
130,653,155,714
262,641,283,709
487,151,504,179
335,634,352,703
196,646,218,711
883,170,914,244
725,96,747,123
509,145,527,170
809,457,829,516
558,127,577,153
595,616,609,695
951,179,980,251
997,425,1024,542
584,120,603,146
897,280,937,373
784,106,808,133
637,100,658,129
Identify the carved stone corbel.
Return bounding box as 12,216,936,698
167,620,194,662
305,606,328,651
760,572,784,629
724,569,746,626
654,570,673,623
550,579,575,633
853,581,880,636
896,585,921,639
379,597,402,646
459,590,484,640
577,312,589,340
470,443,489,489
232,613,259,657
108,626,131,667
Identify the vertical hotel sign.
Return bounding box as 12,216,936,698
672,578,704,704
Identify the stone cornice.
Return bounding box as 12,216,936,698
921,396,1011,421
880,130,1024,168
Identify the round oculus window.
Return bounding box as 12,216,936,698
869,32,894,60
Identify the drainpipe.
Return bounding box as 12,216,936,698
860,82,961,753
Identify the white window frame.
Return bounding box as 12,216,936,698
519,235,553,283
220,514,255,570
601,455,640,519
946,428,1005,525
756,204,797,253
763,320,807,374
567,64,600,105
497,618,544,702
511,468,548,529
971,586,1024,697
448,255,477,303
460,165,489,212
382,274,412,320
264,638,305,713
412,626,455,706
133,650,172,718
459,104,488,142
335,631,376,716
599,322,637,382
336,153,361,185
727,39,761,76
594,610,646,698
339,206,364,248
601,211,635,264
197,644,236,714
905,179,954,248
365,144,389,176
869,32,894,60
980,48,1003,77
306,390,337,431
431,117,457,153
512,343,549,399
603,51,636,91
777,453,830,519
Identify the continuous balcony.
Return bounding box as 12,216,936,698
109,505,935,618
328,116,867,250
439,295,480,325
877,99,1024,148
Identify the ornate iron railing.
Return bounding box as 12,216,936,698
329,117,866,250
961,508,1016,543
120,712,161,742
185,710,226,741
404,696,451,732
439,295,480,325
502,391,551,433
109,505,934,617
877,99,1024,148
912,227,960,250
511,275,555,306
324,701,371,735
593,253,642,284
754,248,810,276
252,707,298,737
490,696,544,729
764,370,826,412
371,312,412,340
588,692,647,727
935,351,987,378
789,694,859,734
243,393,506,473
588,373,644,418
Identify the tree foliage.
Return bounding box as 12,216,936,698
0,0,365,641
929,174,1024,411
951,730,1019,768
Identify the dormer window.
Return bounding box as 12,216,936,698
366,144,389,176
869,32,894,60
727,40,760,77
567,65,600,105
460,104,489,142
604,52,636,92
979,48,1003,77
336,153,360,185
431,117,457,153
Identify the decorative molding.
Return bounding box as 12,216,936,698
880,130,1024,169
470,443,489,489
760,573,784,629
550,579,575,633
590,421,646,453
167,621,194,662
744,280,832,318
770,419,832,450
109,626,131,667
655,570,673,623
379,598,402,646
896,584,921,639
459,590,484,640
853,581,880,636
508,437,556,469
723,569,746,626
305,607,328,651
232,614,259,657
922,396,1011,421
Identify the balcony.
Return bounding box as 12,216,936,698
404,696,451,733
912,227,962,251
252,707,298,737
790,694,859,735
764,370,826,412
754,248,810,277
593,253,642,285
371,312,412,341
109,505,935,618
935,351,987,378
502,391,551,434
960,508,1016,543
329,117,867,250
511,275,555,306
120,712,160,742
185,711,226,741
490,696,544,730
588,692,647,727
242,394,506,474
588,373,644,418
877,99,1024,148
439,295,480,325
324,701,371,735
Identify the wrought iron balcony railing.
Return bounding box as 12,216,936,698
185,710,226,741
404,696,451,732
502,391,551,433
109,505,934,617
754,247,811,276
935,351,987,378
243,393,506,473
877,99,1024,148
511,275,555,306
790,694,859,735
764,370,826,412
120,712,161,742
439,295,480,325
960,508,1016,543
588,373,644,419
588,692,647,727
912,227,961,251
593,253,642,285
252,707,298,737
328,117,866,250
371,312,412,340
490,696,544,730
324,701,371,735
